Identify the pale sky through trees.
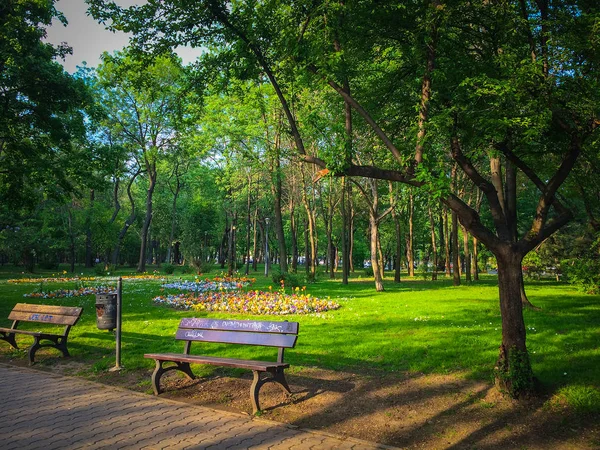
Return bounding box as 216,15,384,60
46,0,201,73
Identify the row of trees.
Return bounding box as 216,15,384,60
2,0,598,399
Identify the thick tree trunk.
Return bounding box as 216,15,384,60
495,248,534,397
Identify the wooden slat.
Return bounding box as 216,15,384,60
144,353,289,371
8,311,80,325
179,318,298,334
175,328,298,348
8,304,82,326
12,303,83,317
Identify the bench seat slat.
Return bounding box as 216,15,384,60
144,353,290,371
175,328,297,348
0,327,59,337
179,318,299,334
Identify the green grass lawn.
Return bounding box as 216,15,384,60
1,264,599,411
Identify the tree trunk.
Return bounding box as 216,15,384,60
112,169,139,266
252,206,258,272
370,216,384,292
494,248,534,397
137,171,156,273
443,206,451,276
462,225,472,282
272,165,288,274
452,209,461,286
85,189,95,268
472,236,479,281
290,210,298,274
392,205,402,283
166,181,181,264
68,207,75,273
429,205,438,281
408,189,415,276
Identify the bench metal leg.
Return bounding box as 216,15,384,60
151,360,196,396
0,332,18,349
28,336,70,365
250,368,292,414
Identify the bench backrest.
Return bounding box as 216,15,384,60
9,303,83,326
176,318,299,349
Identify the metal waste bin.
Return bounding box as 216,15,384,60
95,293,117,331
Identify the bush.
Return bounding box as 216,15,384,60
562,258,600,294
162,263,175,274
272,271,302,288
94,264,106,276
363,266,374,277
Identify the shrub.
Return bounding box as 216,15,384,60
363,266,374,277
272,271,302,288
562,258,600,294
162,263,175,275
94,264,106,276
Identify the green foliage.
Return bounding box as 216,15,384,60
363,266,374,277
162,263,175,275
562,258,600,294
271,271,301,289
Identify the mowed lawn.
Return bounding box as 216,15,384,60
1,266,599,410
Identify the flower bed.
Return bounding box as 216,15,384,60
23,286,114,299
161,280,252,292
152,290,340,315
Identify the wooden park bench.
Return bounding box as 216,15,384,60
144,318,299,414
0,303,83,365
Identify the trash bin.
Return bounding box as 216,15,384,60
95,293,117,331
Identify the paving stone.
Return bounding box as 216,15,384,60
0,363,394,450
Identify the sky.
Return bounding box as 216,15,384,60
45,0,201,73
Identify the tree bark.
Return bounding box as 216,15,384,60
463,225,471,282
452,209,461,286
494,247,534,397
85,189,95,268
137,167,156,273
429,205,438,281
408,189,415,276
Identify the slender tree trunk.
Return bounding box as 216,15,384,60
429,205,438,281
452,209,461,286
472,236,479,281
68,207,75,273
112,171,139,266
463,225,471,282
408,189,415,276
166,181,181,264
252,206,258,272
290,209,298,273
272,158,288,273
245,174,252,275
85,189,95,268
442,207,450,276
349,189,355,273
370,216,384,292
394,217,402,283
137,171,156,273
